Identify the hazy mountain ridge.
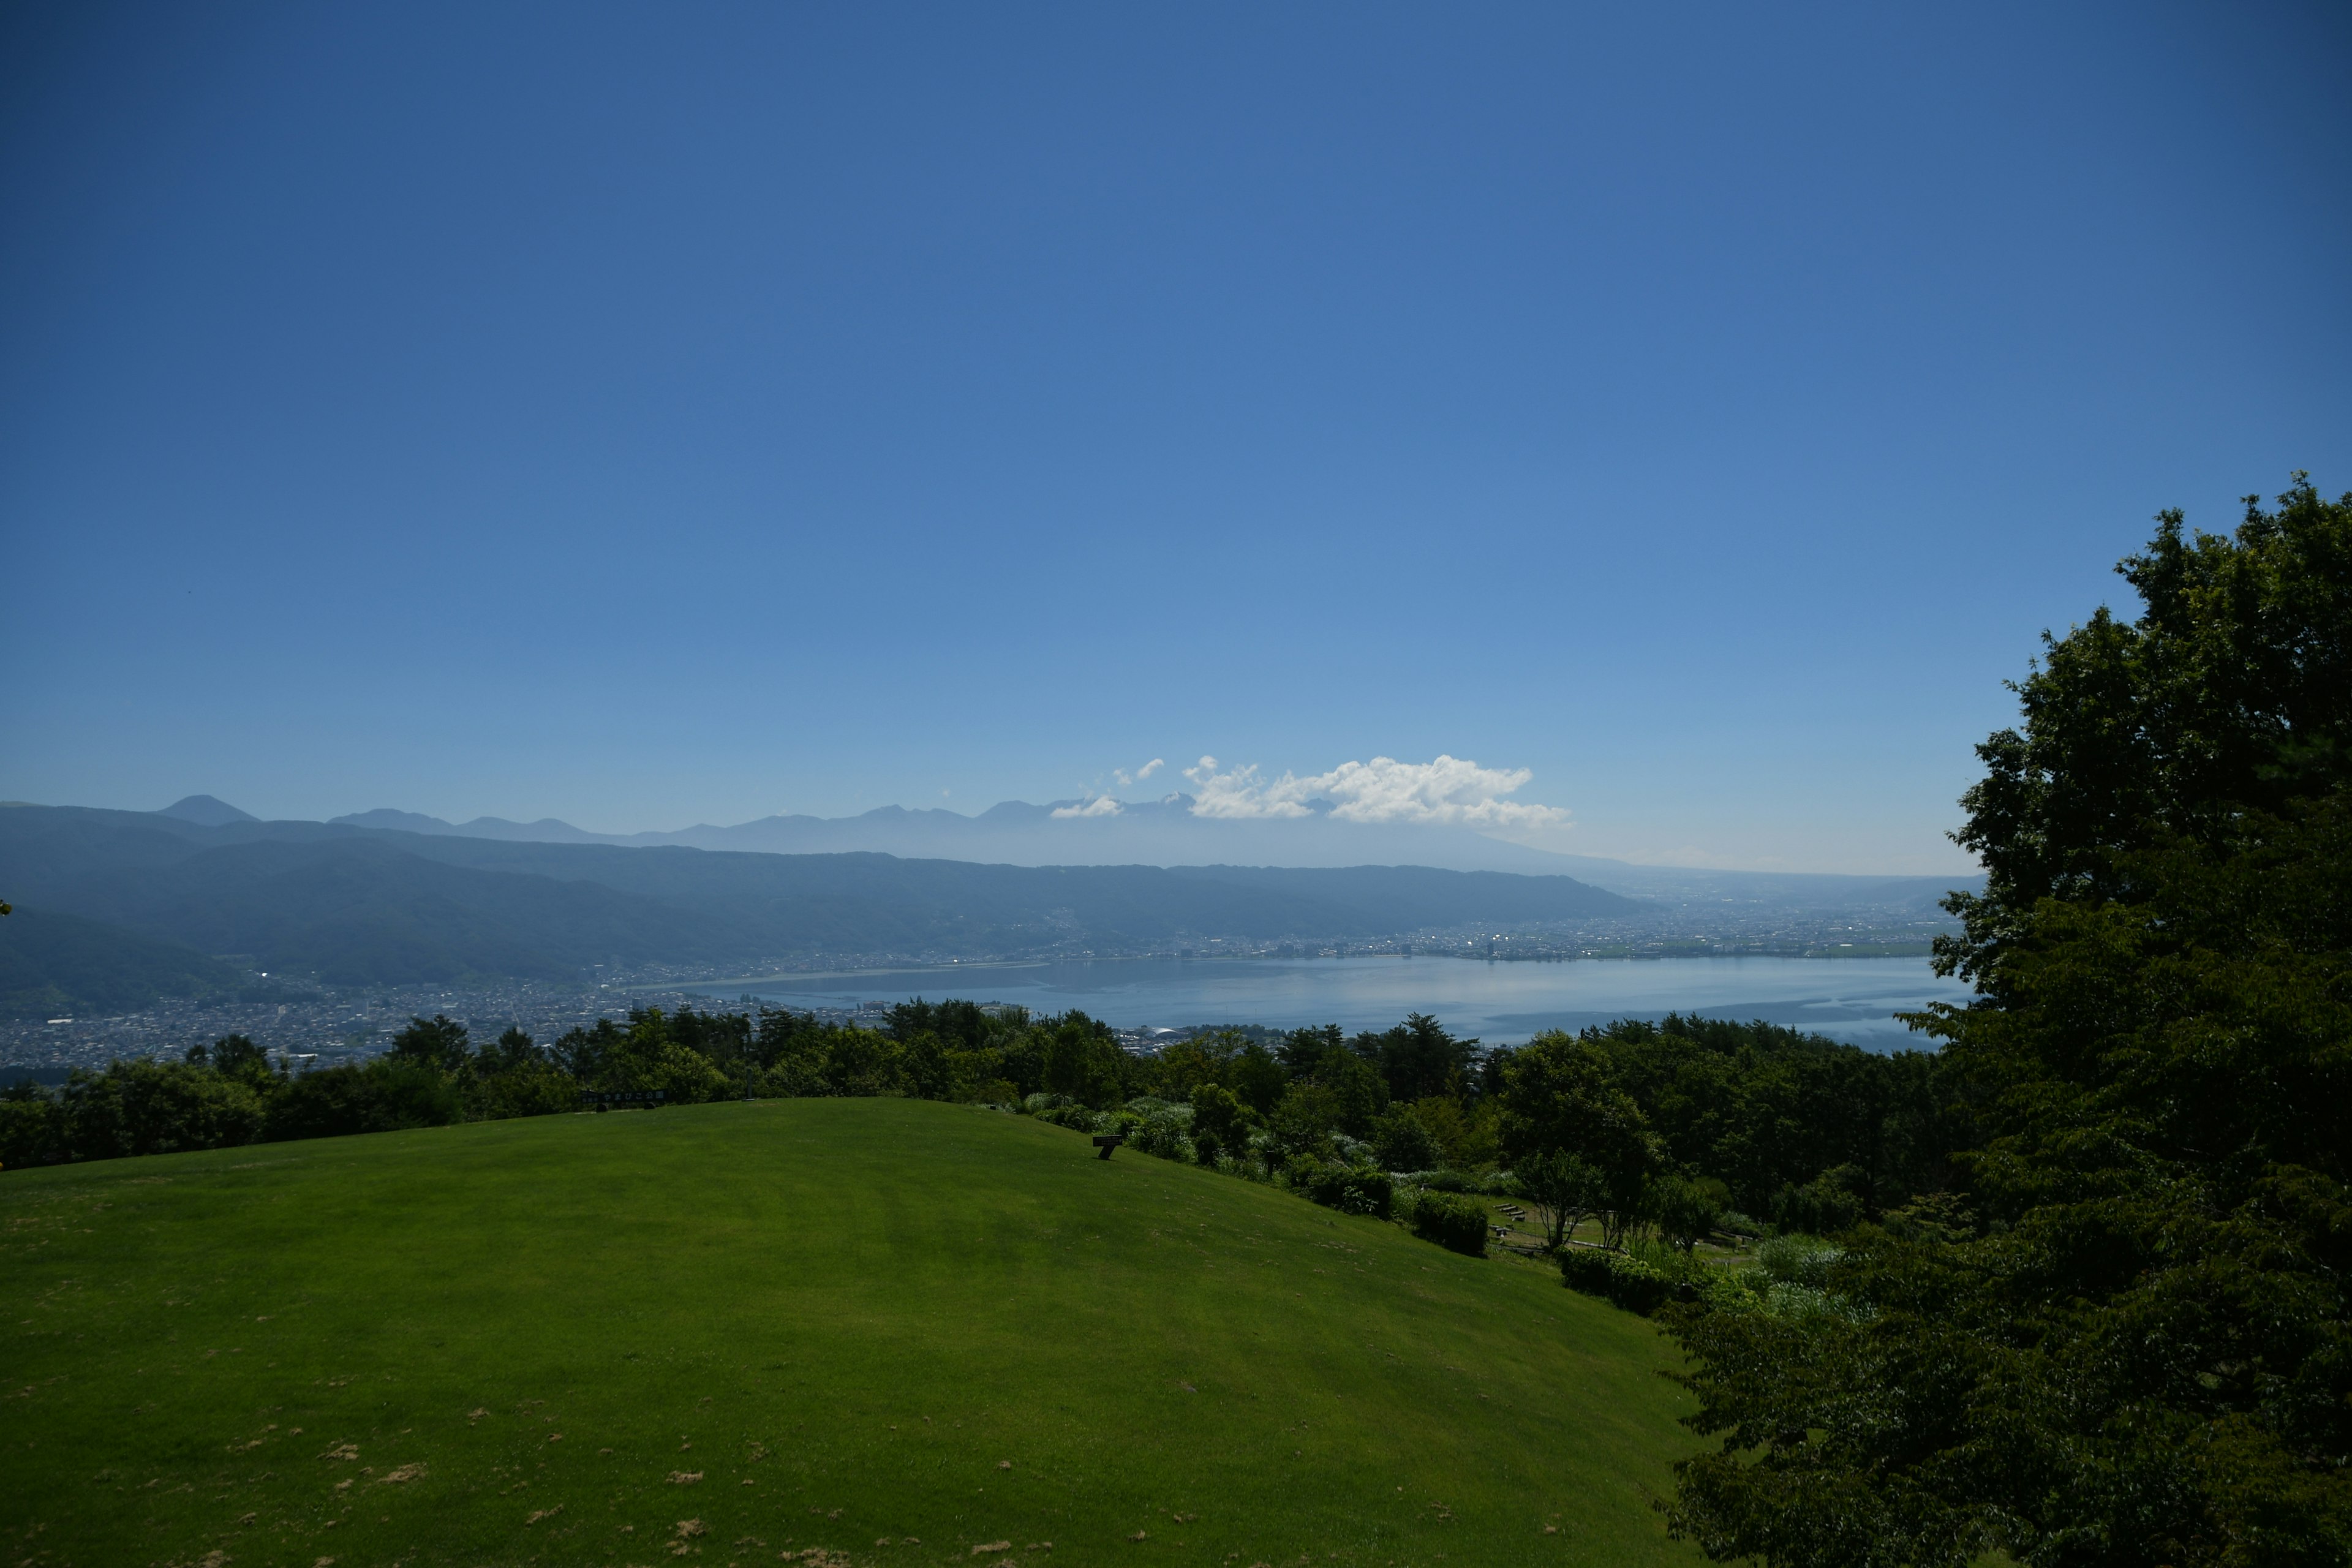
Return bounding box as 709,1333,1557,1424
0,796,1975,1014
0,803,1641,1003
326,797,1977,906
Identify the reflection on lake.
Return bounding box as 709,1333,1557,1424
679,954,1970,1051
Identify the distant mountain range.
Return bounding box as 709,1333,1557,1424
325,797,1593,870
1,802,1645,1011
0,796,1979,1017
318,796,1972,911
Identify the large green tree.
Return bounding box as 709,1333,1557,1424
1354,1012,1480,1102
1667,478,2352,1567
1498,1031,1662,1248
389,1013,473,1074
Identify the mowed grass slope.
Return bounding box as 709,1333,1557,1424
2,1099,1702,1568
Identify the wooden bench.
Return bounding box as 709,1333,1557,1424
1091,1134,1127,1161
581,1090,669,1109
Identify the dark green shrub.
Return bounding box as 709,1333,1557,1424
1755,1233,1841,1289
1122,1101,1194,1162
469,1061,579,1121
1558,1245,1615,1297
1697,1268,1765,1314
1188,1084,1248,1150
0,1090,67,1169
1338,1169,1392,1219
1558,1246,1675,1315
1287,1156,1393,1218
1370,1108,1441,1174
1651,1174,1728,1253
1771,1164,1866,1234
1405,1188,1488,1256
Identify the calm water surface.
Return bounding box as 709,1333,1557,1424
680,954,1969,1050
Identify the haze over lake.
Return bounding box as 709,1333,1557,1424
685,954,1970,1050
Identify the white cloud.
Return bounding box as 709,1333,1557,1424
1050,794,1123,819
1113,757,1165,786
1180,753,1571,830
1182,757,1313,819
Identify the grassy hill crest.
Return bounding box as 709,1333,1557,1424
0,1097,1700,1566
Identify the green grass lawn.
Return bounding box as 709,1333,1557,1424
1,1099,1704,1568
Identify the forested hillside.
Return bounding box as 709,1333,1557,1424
0,907,257,1019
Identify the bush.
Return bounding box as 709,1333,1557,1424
0,1090,67,1169
1651,1174,1728,1253
1370,1108,1441,1174
1558,1246,1677,1315
1759,1281,1858,1321
1124,1101,1196,1163
1187,1084,1249,1151
1402,1188,1488,1256
1649,1237,1863,1322
1756,1233,1842,1290
1697,1269,1766,1314
1771,1164,1866,1234
469,1061,581,1120
1286,1156,1393,1218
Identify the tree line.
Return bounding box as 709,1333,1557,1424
0,983,1939,1260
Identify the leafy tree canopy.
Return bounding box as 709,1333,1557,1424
1668,477,2352,1568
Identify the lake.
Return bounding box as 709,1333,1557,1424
680,954,1971,1050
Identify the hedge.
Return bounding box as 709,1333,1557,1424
1558,1245,1676,1315
1400,1188,1488,1255
1286,1156,1393,1218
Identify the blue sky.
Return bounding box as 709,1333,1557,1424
3,1,2346,873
